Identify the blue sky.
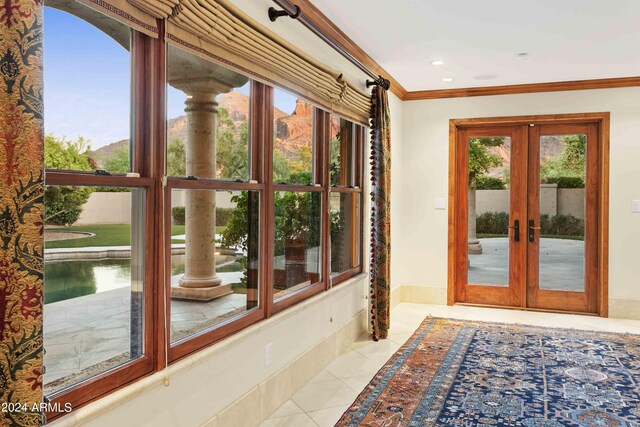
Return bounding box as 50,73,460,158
45,6,298,150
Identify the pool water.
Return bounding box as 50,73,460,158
44,256,245,304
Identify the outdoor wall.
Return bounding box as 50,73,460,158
76,190,237,225
397,86,640,319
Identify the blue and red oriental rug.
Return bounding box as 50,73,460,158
337,317,640,426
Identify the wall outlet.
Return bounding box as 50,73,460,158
633,200,640,213
435,197,447,210
265,343,273,366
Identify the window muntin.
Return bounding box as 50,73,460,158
167,45,251,181
169,189,260,343
44,3,133,174
43,186,146,395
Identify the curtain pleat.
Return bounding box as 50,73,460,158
128,0,370,123
369,85,391,341
0,1,45,425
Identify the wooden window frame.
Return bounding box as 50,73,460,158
43,13,367,419
329,118,365,286
44,30,157,419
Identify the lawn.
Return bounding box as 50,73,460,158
45,224,226,249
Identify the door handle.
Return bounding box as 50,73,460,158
529,220,541,242
508,219,520,242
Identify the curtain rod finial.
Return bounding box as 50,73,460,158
366,76,391,91
268,5,301,22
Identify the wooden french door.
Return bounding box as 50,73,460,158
450,114,608,315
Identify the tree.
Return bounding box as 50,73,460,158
467,137,505,254
103,146,130,173
44,135,95,225
541,135,586,183
167,137,186,177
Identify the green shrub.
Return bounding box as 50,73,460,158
172,206,185,225
216,208,235,227
544,176,584,188
475,176,506,190
541,214,584,236
476,212,510,234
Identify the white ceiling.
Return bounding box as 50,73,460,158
310,0,640,92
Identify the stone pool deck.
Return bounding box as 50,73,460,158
43,273,247,393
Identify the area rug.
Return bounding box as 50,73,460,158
337,317,640,426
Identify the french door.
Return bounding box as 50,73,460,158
450,115,608,315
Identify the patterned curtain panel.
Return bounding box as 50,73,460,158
369,85,391,341
0,1,45,426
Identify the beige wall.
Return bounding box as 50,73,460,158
397,87,640,317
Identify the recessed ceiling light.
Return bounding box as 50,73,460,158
442,77,455,82
474,74,497,80
431,60,445,66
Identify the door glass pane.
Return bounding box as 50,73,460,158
44,187,145,394
273,191,322,300
468,136,511,287
539,134,586,291
169,189,260,343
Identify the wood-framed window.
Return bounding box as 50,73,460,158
42,1,366,418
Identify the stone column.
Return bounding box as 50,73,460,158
468,187,483,255
170,78,233,300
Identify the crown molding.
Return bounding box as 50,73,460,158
404,76,640,101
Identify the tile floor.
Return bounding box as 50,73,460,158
260,302,640,427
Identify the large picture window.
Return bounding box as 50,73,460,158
42,0,365,418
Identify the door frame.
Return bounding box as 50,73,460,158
447,112,610,316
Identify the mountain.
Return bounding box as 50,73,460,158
485,135,564,177
91,91,332,166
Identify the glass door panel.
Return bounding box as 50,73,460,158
538,134,586,292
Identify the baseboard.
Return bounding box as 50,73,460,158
201,309,368,427
609,298,640,320
400,285,448,305
395,285,640,322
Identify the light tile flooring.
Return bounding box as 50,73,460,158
260,302,640,427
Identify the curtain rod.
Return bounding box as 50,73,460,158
269,0,391,90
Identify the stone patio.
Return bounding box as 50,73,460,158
469,237,585,291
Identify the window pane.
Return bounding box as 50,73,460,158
273,89,314,184
44,3,132,173
167,45,251,180
44,187,145,394
170,189,259,343
330,117,355,187
331,192,361,276
274,192,322,299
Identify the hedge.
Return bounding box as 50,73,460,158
475,176,506,190
476,212,584,237
544,176,584,188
